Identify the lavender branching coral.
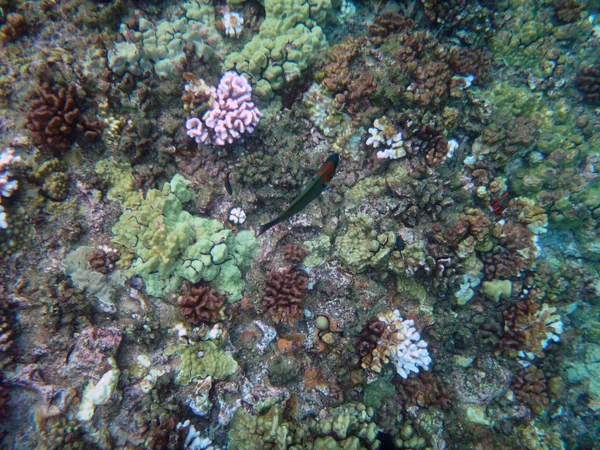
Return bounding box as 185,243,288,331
185,71,262,146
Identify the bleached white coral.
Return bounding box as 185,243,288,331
362,309,431,379
0,147,22,229
222,11,244,38
228,207,246,224
366,117,405,160
379,310,432,378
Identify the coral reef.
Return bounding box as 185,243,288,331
575,64,600,104
96,161,258,301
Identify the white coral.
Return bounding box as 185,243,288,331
365,117,405,160
378,310,431,378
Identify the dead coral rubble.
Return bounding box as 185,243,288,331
178,284,226,326
262,268,308,325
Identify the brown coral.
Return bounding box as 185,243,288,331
0,13,27,44
497,299,563,361
356,317,386,358
282,243,305,264
512,366,549,416
262,268,308,325
178,284,226,326
27,83,102,151
575,64,600,105
553,0,584,22
368,12,413,38
88,249,119,275
394,371,453,410
404,61,452,108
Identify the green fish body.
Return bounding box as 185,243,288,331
258,154,339,236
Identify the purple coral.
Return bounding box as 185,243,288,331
185,71,262,146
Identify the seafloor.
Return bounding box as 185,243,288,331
1,0,599,449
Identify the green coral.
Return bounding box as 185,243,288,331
335,214,396,273
166,341,238,385
96,160,258,301
229,402,379,450
224,0,333,102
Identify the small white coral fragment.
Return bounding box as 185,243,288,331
77,357,120,421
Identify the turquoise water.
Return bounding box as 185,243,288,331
1,0,599,448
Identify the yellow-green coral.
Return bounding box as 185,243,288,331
224,0,333,102
96,160,258,301
229,402,379,450
335,214,396,273
166,341,238,385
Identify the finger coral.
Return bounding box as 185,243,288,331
178,284,226,326
185,71,262,146
27,83,101,151
262,268,308,325
498,299,563,364
360,310,431,379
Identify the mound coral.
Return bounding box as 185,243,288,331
96,161,258,301
224,0,332,101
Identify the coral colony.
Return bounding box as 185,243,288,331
186,71,262,146
2,0,600,448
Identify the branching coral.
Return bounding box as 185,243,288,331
498,299,563,364
88,249,119,275
178,284,226,326
360,310,431,379
282,243,305,264
512,366,549,415
27,83,101,151
262,268,308,325
575,64,600,105
0,13,27,43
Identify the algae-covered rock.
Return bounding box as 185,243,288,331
63,246,126,313
166,341,238,385
335,214,396,273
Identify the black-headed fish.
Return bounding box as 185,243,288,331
224,171,233,195
258,153,339,236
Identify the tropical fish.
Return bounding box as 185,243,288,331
258,153,340,236
224,171,233,195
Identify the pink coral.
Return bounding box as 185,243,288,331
185,71,262,146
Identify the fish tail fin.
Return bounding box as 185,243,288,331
258,219,279,236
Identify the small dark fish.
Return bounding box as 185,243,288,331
395,235,406,252
258,154,340,236
376,431,398,450
224,171,233,195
